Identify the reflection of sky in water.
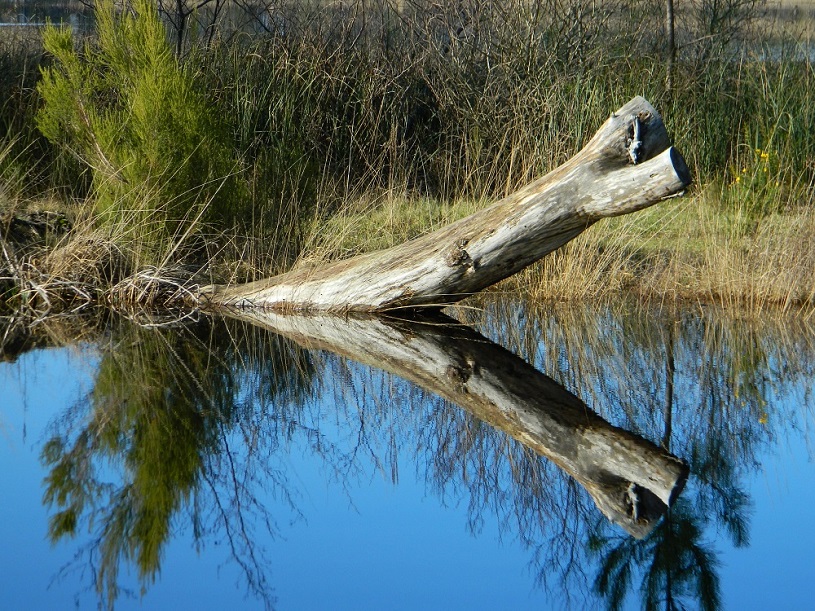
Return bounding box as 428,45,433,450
1,307,814,610
1,345,552,609
718,387,814,611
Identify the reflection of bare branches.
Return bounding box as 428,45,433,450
200,465,275,608
9,295,815,609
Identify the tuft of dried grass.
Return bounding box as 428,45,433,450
41,230,129,285
1,223,127,315
108,265,204,309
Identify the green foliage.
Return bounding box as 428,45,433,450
36,0,241,259
590,500,723,611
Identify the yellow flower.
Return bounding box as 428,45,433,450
760,152,769,160
735,176,741,183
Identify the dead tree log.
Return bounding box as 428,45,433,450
202,96,690,312
227,309,689,538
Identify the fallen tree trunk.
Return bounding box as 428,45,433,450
202,96,690,312
227,308,689,538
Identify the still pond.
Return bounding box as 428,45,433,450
1,296,813,610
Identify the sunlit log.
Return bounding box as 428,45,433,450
201,96,690,312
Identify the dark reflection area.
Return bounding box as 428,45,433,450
0,311,107,364
452,297,815,610
25,312,319,609
588,497,720,611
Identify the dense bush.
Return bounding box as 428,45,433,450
36,0,242,257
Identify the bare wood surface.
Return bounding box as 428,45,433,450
227,308,689,538
201,96,690,312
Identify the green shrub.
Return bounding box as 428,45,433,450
36,0,242,260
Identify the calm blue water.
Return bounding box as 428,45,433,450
1,301,813,610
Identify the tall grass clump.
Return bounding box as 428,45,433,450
199,0,814,210
36,0,242,264
0,27,61,195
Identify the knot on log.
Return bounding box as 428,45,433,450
445,238,473,268
445,364,469,387
445,354,476,390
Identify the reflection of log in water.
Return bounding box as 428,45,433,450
227,310,689,538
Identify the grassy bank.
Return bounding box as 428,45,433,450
1,0,814,315
290,186,815,316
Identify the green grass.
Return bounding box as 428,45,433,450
298,194,486,263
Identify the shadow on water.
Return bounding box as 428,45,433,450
1,296,814,609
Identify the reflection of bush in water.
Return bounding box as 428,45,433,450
589,497,722,611
40,315,317,609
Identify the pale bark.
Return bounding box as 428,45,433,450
201,96,690,313
227,309,689,538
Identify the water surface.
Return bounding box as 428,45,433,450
1,298,813,610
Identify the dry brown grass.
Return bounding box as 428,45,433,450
759,0,815,38
513,190,815,315
1,229,123,315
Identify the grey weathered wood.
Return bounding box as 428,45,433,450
227,309,689,538
201,96,690,312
